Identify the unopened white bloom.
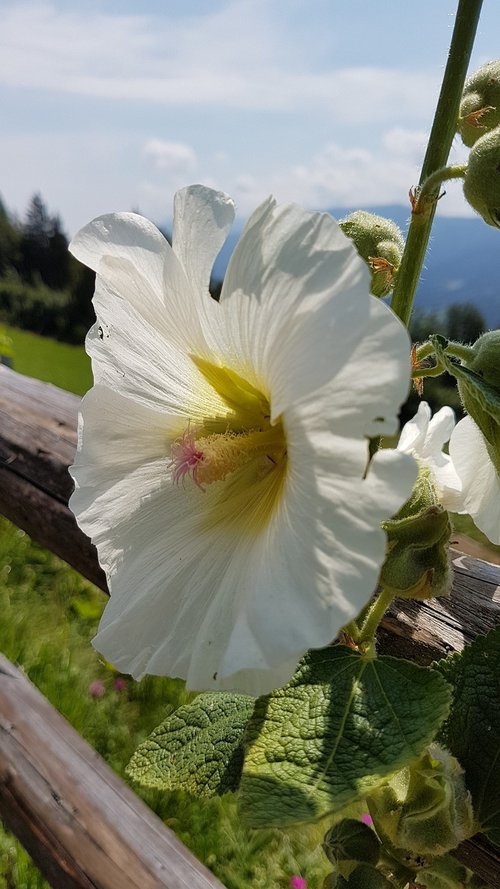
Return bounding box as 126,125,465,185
69,185,416,695
398,402,462,510
449,415,500,544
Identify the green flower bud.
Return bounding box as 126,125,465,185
339,211,404,297
458,60,500,147
344,864,394,889
323,819,380,868
462,328,500,390
367,746,475,861
462,125,500,228
380,465,452,600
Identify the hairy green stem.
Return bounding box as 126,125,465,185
390,0,483,328
417,164,467,205
416,341,438,361
444,341,476,363
412,364,445,380
358,587,395,645
342,620,361,642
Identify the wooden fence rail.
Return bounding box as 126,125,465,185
0,653,225,889
1,364,500,886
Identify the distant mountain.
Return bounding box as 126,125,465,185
211,204,500,329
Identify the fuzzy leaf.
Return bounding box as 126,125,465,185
127,692,255,797
239,647,451,827
437,626,500,848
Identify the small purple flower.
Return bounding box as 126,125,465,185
289,877,307,889
114,676,127,692
361,813,374,827
88,679,105,699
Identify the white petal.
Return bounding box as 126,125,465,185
313,297,411,438
172,185,235,298
209,202,385,414
398,401,431,453
398,402,462,509
426,406,456,454
70,211,215,358
84,275,227,421
449,415,500,544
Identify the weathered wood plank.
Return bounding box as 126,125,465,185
0,654,226,889
0,365,107,590
2,364,500,886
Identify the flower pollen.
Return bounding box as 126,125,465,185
170,421,286,491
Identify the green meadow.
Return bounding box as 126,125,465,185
2,323,92,395
0,326,328,889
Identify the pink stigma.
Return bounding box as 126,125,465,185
170,424,205,490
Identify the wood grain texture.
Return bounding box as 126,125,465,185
0,365,106,590
0,654,225,889
2,365,500,886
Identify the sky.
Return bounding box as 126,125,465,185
2,0,500,236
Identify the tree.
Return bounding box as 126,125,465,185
19,195,71,290
0,196,21,275
445,303,485,343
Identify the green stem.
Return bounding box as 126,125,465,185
390,0,483,328
444,341,476,363
342,620,361,642
358,587,395,644
416,341,437,361
412,363,445,380
417,164,467,206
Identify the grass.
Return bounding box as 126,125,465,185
0,326,329,888
2,323,92,395
0,517,329,889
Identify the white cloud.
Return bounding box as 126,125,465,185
0,123,474,242
218,130,473,219
382,127,428,162
0,2,437,119
144,139,197,172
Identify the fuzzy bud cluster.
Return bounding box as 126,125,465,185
458,60,500,147
339,211,404,297
459,61,500,227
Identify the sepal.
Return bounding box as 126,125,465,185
366,745,475,861
380,464,452,600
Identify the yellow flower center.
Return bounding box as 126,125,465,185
170,358,288,514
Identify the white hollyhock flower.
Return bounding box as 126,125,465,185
449,415,500,544
399,402,500,545
397,401,463,510
69,184,416,696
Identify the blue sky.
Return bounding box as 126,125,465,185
2,0,500,235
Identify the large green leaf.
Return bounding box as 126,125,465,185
239,647,451,827
126,692,255,797
437,626,500,848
